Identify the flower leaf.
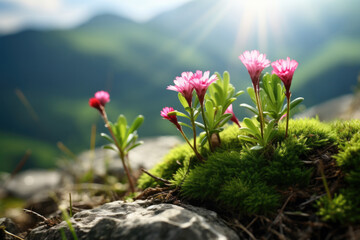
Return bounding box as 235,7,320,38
100,133,114,143
128,115,144,134
240,103,258,115
280,97,304,115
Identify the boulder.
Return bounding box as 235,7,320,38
72,136,182,178
0,218,21,240
5,170,63,199
296,94,360,121
26,200,239,240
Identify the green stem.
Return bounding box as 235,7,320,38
101,107,135,193
200,104,214,152
285,96,290,138
179,128,204,162
319,159,332,200
189,108,201,158
255,88,264,139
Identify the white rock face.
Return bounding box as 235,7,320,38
296,94,360,121
73,136,182,177
5,170,63,199
26,200,240,240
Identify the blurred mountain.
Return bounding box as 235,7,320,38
1,0,360,171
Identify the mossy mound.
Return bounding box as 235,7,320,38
138,119,360,222
317,122,360,223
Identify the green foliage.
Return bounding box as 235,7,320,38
324,130,360,223
138,118,360,218
220,178,280,215
101,115,144,156
335,131,360,169
238,118,277,150
137,143,194,189
239,74,304,150
198,71,244,146
217,124,243,150
330,119,360,145
180,150,268,201
265,136,312,187
260,73,287,120
316,194,351,223
277,118,336,147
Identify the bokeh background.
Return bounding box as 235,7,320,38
1,0,360,172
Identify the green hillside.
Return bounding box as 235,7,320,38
1,1,360,172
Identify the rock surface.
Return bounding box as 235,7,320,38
296,94,360,121
0,218,21,240
26,200,239,240
73,136,182,177
4,170,63,199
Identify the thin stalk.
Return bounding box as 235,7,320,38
119,151,135,193
179,128,204,162
254,87,264,139
178,128,204,188
200,104,214,152
189,108,200,156
285,96,290,138
319,159,332,200
101,107,135,193
69,193,73,217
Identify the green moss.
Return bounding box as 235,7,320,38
138,118,360,218
137,143,195,189
265,136,312,187
320,130,360,223
181,150,267,202
335,132,360,170
316,194,351,223
217,124,243,150
330,119,360,145
277,118,336,147
220,178,280,215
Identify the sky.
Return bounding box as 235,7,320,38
0,0,192,34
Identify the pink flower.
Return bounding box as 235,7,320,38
190,70,217,105
225,104,241,127
89,98,102,111
279,113,287,122
161,107,181,130
94,90,110,106
167,72,195,107
271,57,298,97
239,50,270,89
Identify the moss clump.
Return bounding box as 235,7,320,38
330,119,360,145
277,118,336,147
139,118,360,219
264,136,312,187
137,143,195,189
180,149,280,215
318,131,360,223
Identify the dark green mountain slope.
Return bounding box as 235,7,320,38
1,1,360,171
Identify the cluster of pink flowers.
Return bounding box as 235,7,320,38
166,70,217,107
239,50,298,138
89,90,110,115
239,50,298,96
163,70,219,129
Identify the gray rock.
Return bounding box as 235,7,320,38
26,200,239,240
72,136,182,177
0,218,20,240
5,170,63,199
295,94,360,121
